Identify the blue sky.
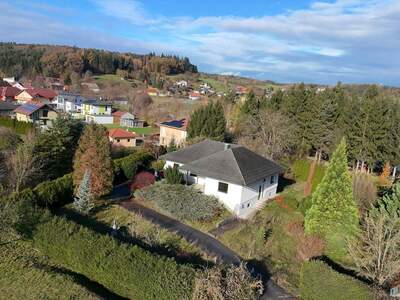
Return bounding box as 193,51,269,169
1,0,399,86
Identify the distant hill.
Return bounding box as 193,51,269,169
0,42,197,82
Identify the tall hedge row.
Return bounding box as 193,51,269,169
113,150,154,183
33,214,195,300
5,174,74,209
0,117,34,134
300,260,373,300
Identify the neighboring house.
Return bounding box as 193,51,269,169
159,118,188,146
189,91,201,100
147,87,159,97
3,77,25,90
111,98,129,106
0,102,19,117
112,110,126,124
0,86,20,101
120,112,145,128
54,92,85,113
235,85,250,95
108,128,136,147
14,101,58,128
161,140,284,219
81,100,113,124
15,88,57,104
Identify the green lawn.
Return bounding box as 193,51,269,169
0,238,99,300
104,124,157,135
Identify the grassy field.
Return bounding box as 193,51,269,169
104,124,157,135
0,238,100,300
93,74,140,87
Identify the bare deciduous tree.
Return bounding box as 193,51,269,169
348,212,400,288
239,109,293,160
6,133,42,193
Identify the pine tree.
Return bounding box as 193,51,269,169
374,183,400,218
73,169,94,215
187,102,226,141
305,138,359,257
73,124,113,197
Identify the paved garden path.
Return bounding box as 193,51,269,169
113,183,294,299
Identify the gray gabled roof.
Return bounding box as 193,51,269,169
162,139,284,186
160,139,239,164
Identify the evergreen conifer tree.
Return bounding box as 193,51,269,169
374,183,400,218
73,169,94,215
305,138,359,257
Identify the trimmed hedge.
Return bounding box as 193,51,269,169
5,174,74,209
292,159,326,192
33,214,195,300
0,117,34,135
113,150,155,183
136,183,223,221
300,260,373,300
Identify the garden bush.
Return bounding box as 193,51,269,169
164,165,183,184
131,171,156,191
113,150,154,183
135,182,223,221
32,214,195,300
300,260,373,300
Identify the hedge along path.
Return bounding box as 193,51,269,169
32,214,196,300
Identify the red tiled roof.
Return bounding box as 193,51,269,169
190,91,201,97
0,86,20,100
147,87,158,93
22,88,58,100
112,110,127,117
108,128,135,139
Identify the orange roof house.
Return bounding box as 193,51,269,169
15,88,58,104
108,128,136,147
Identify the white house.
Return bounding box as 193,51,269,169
54,92,85,113
161,140,284,219
175,80,188,88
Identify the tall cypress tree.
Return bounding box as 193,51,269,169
305,138,359,257
73,124,113,197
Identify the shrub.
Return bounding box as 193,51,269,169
32,214,195,300
150,160,165,171
164,166,183,184
113,150,154,183
131,171,156,191
193,264,263,300
300,260,373,300
34,174,73,208
135,183,223,221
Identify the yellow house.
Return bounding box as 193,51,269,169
14,101,58,128
159,118,188,147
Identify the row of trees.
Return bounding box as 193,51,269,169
0,43,197,80
234,84,400,170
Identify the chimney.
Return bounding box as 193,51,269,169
224,143,231,150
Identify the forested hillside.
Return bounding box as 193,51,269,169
0,42,197,82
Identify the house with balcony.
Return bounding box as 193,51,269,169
81,100,113,124
14,101,58,129
161,140,284,219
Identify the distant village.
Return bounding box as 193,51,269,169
0,76,257,149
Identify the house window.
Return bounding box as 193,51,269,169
173,163,179,168
190,173,197,177
127,139,130,142
218,182,229,193
270,175,275,184
42,110,48,118
117,139,120,143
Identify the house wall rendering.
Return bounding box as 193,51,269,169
159,126,187,146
